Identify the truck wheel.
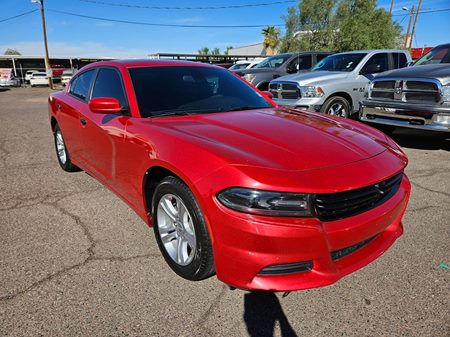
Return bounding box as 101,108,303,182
153,176,215,281
320,96,351,118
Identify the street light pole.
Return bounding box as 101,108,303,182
389,0,395,14
33,0,53,89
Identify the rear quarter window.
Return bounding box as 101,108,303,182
69,69,95,101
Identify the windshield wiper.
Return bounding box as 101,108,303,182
226,106,268,112
150,110,192,117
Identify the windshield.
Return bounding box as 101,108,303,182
229,63,250,70
129,66,272,118
254,54,292,69
414,45,450,65
312,53,367,72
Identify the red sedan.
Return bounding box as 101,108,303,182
48,60,410,291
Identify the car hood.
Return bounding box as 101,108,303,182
273,71,349,85
376,64,450,85
150,108,392,172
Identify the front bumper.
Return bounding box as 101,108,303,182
273,96,325,111
360,100,450,132
204,174,410,291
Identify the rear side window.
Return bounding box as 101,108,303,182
392,53,408,69
286,55,312,73
92,68,127,107
70,69,95,101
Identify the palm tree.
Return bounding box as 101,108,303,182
198,47,210,55
261,26,280,55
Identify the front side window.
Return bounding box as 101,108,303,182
229,63,250,70
286,55,312,73
414,45,450,65
92,68,127,107
128,66,272,118
70,69,95,101
312,53,367,72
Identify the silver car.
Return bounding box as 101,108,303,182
269,50,412,118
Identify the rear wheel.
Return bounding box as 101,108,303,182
53,124,81,172
153,176,215,281
320,96,351,118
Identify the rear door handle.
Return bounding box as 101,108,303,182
80,118,87,126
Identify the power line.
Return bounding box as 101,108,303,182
47,9,284,28
79,0,296,10
392,7,450,16
0,9,38,23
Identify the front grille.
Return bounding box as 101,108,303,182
269,82,300,100
370,79,441,104
314,173,403,221
331,235,377,261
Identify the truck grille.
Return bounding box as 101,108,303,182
371,79,441,103
269,82,300,100
314,173,403,221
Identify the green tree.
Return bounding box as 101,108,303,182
211,48,221,55
261,26,280,55
4,48,21,55
224,46,233,55
336,0,402,51
279,0,402,52
198,47,210,55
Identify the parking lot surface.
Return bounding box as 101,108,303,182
1,87,449,337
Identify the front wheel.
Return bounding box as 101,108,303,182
53,124,81,172
320,96,351,118
153,177,215,281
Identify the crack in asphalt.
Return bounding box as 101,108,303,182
0,190,158,302
411,181,450,198
0,139,10,167
406,205,439,213
195,284,228,335
408,168,449,179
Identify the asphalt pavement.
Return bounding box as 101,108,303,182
0,87,449,337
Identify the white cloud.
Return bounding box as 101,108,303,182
174,16,203,24
0,41,148,58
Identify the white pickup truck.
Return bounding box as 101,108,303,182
269,50,412,118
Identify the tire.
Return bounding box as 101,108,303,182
53,124,81,172
320,96,351,118
153,176,215,281
374,124,396,135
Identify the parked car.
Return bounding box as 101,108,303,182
360,43,450,132
0,69,20,87
51,64,65,79
30,72,49,86
236,52,333,91
25,70,39,83
229,58,266,71
269,50,412,118
61,69,74,86
49,60,410,291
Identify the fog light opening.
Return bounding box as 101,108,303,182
258,261,313,275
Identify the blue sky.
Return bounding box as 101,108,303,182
0,0,449,58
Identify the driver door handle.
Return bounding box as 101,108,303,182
80,118,87,126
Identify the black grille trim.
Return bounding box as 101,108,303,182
258,261,313,275
314,173,403,221
331,235,377,261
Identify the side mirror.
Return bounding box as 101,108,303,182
88,97,122,114
262,91,273,99
362,64,381,74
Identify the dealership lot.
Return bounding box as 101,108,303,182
0,87,449,336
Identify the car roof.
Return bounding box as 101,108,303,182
81,59,221,70
334,49,408,54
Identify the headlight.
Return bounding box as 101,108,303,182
243,74,256,83
299,86,324,98
217,187,314,217
441,85,450,102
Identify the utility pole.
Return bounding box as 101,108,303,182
389,0,395,14
409,0,423,50
404,5,415,50
33,0,53,89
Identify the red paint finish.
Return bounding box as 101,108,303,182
49,60,410,291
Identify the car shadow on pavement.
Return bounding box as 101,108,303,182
243,292,298,337
382,128,450,151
